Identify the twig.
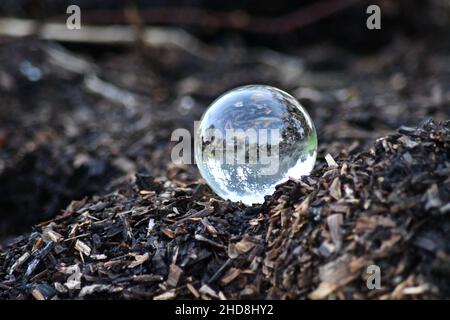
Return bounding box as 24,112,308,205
0,17,212,59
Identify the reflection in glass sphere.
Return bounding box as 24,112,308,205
195,85,317,205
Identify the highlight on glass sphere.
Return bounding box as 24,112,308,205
195,85,317,205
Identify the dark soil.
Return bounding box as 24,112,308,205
0,33,449,299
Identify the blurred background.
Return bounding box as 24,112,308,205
0,0,449,240
1,1,450,50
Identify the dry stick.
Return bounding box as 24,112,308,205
47,0,361,35
0,17,212,59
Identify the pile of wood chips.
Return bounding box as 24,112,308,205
1,120,449,299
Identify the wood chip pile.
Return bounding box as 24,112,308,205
1,120,449,299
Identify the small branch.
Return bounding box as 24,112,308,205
0,17,212,59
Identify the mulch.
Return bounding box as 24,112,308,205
0,35,450,299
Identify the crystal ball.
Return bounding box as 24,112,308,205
195,85,317,205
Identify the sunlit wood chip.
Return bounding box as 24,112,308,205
221,267,241,286
325,153,337,167
153,290,176,300
75,239,91,256
235,238,256,255
128,252,149,268
186,283,200,298
43,229,64,243
9,252,30,274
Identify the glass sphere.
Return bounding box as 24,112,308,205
195,85,317,205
